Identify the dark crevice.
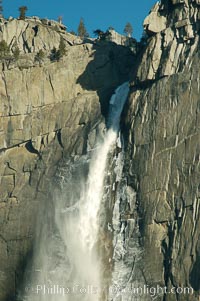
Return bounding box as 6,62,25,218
162,223,176,301
190,251,200,291
15,247,34,301
32,25,39,37
48,74,55,95
22,31,32,53
162,239,170,288
25,140,40,156
57,130,64,148
6,161,17,172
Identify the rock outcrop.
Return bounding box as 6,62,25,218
138,0,200,81
124,0,200,300
106,29,138,53
0,17,134,301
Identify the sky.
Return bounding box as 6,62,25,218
3,0,157,40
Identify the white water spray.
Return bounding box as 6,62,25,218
22,82,129,301
57,82,129,299
79,82,130,253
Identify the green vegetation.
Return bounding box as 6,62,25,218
93,29,111,41
57,37,66,57
50,37,66,61
0,40,21,62
19,6,28,20
77,18,88,39
0,40,10,59
93,29,104,39
35,49,45,64
124,22,133,37
12,42,20,60
50,47,57,61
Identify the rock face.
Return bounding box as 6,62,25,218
138,0,200,81
106,29,137,53
0,18,134,301
0,0,200,300
143,2,167,34
124,0,200,300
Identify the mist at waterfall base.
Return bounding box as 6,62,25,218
20,82,142,301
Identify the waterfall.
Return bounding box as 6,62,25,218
21,82,129,301
78,82,130,256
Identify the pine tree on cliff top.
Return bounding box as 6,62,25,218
77,18,88,38
124,22,133,37
19,6,28,20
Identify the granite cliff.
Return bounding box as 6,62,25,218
0,0,199,300
0,17,134,301
123,0,200,300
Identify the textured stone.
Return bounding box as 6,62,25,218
0,16,135,301
134,0,200,83
136,33,162,81
106,29,137,50
175,18,189,28
125,0,200,299
0,1,199,300
144,13,167,33
172,0,185,3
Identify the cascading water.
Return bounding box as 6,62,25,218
21,82,130,301
108,152,144,301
